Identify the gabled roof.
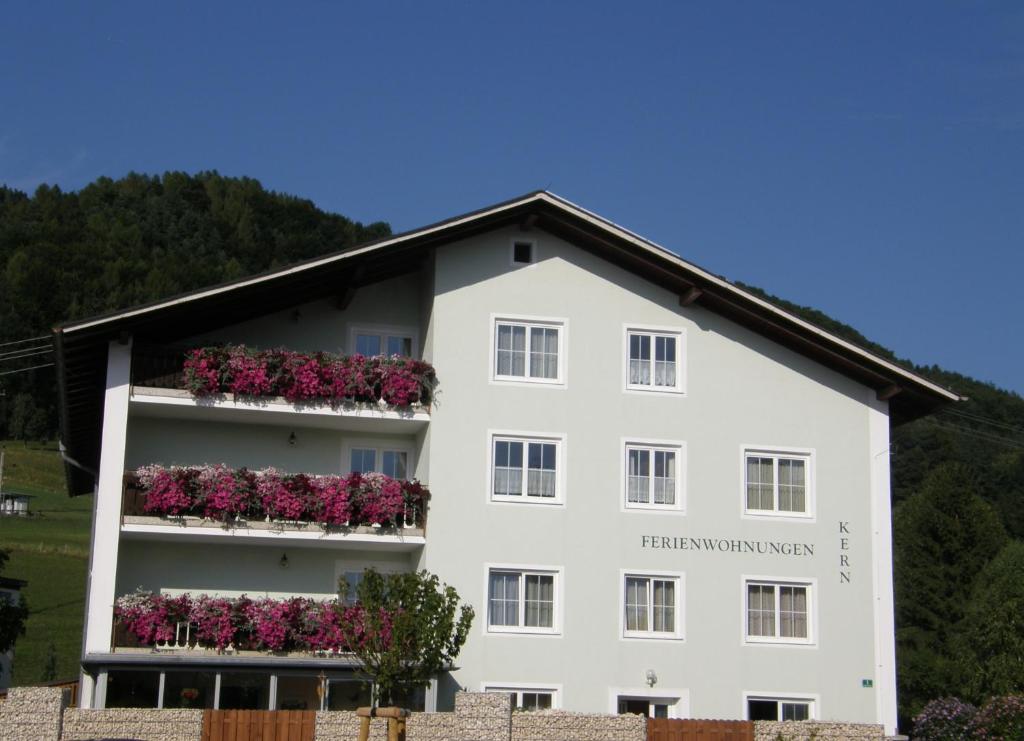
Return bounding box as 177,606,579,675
54,190,959,496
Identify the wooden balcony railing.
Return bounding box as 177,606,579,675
131,343,189,389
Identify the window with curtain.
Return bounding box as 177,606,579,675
494,320,562,382
625,444,681,509
487,568,558,632
745,581,811,642
743,450,811,516
626,329,683,392
492,436,560,503
353,330,414,358
623,574,682,638
349,446,409,479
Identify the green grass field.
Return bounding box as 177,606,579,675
1,440,90,684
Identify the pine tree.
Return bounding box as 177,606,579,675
894,463,1008,723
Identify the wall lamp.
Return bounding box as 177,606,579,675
288,432,297,446
279,553,289,569
645,669,657,687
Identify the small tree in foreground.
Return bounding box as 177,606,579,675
339,569,474,708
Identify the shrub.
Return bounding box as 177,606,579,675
912,697,978,741
970,694,1024,740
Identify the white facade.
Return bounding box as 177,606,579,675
59,193,956,733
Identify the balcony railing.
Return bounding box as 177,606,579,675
112,592,366,656
132,343,189,389
131,344,437,409
121,467,427,532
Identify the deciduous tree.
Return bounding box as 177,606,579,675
339,569,474,708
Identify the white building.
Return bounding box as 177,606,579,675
55,191,956,733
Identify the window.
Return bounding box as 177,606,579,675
483,685,558,710
618,698,671,718
336,562,407,605
350,325,417,358
743,448,812,518
746,696,814,721
491,434,562,503
493,317,564,384
622,572,684,639
625,328,684,393
346,443,411,479
745,580,813,644
624,441,684,511
486,567,560,634
511,239,535,265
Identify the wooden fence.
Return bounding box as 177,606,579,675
202,709,317,741
648,718,754,741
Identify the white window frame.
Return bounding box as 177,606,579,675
740,446,815,521
490,314,567,387
509,237,537,266
487,431,566,506
742,691,819,721
348,324,419,358
742,576,817,647
623,325,686,395
481,682,561,710
342,440,416,480
621,438,686,514
620,569,685,641
483,564,563,636
608,688,690,719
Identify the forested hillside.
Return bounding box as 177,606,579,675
0,172,390,439
741,284,1024,726
1,174,1021,725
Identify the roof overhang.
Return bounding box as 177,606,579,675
54,190,960,496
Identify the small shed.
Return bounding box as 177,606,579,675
0,492,34,516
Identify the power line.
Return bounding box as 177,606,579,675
0,335,48,349
929,419,1024,450
939,407,1024,435
0,348,53,363
0,363,55,377
0,342,51,356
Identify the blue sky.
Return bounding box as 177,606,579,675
2,2,1021,394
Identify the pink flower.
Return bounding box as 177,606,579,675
225,349,273,396
313,476,352,526
115,591,388,654
178,345,436,407
135,465,428,528
138,465,195,516
195,465,253,520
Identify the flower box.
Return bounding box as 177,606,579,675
114,591,391,655
125,466,428,529
179,346,437,407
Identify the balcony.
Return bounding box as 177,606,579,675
129,344,435,433
111,592,364,661
120,468,427,551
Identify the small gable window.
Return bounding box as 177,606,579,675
512,240,535,265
